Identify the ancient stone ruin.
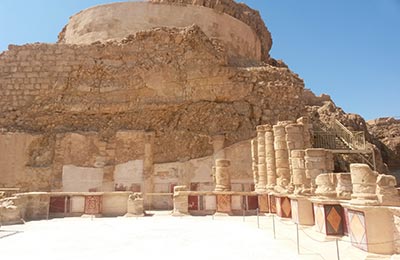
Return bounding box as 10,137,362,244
1,0,400,256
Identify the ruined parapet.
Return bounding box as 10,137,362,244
335,173,352,199
305,149,333,194
273,123,291,192
125,193,145,217
265,125,276,190
256,126,267,192
376,174,400,206
350,164,379,205
315,173,336,198
172,185,189,216
291,150,307,194
251,138,259,190
214,159,231,192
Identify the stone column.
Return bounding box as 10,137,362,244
305,148,328,193
214,159,231,192
212,135,226,161
273,124,290,190
286,123,305,191
291,150,306,194
143,131,155,208
297,116,313,148
315,173,336,198
256,125,267,192
265,125,276,190
350,163,378,205
251,138,259,190
172,186,189,216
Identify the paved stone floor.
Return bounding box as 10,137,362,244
0,212,397,260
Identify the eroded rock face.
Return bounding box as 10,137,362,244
367,117,400,171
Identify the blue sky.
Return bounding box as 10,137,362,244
0,0,399,120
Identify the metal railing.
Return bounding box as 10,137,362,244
331,119,366,150
313,131,337,149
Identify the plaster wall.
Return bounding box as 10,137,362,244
62,165,104,192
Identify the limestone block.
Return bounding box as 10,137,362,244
291,158,305,169
275,158,290,169
376,174,400,206
350,164,378,205
325,151,335,172
275,150,289,160
173,186,188,215
103,193,130,216
276,168,290,178
305,148,326,157
0,200,23,225
292,170,306,185
126,193,144,217
272,125,286,136
70,196,85,213
335,173,352,199
286,141,304,150
274,141,287,150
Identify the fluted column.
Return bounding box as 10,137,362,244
264,125,276,189
214,159,231,192
251,138,259,190
273,124,290,189
256,125,267,192
143,131,155,208
291,150,306,194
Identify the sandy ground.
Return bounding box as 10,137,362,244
0,212,396,260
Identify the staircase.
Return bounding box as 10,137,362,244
313,119,376,170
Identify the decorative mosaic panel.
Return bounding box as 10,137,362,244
314,204,345,236
343,207,350,236
325,205,344,236
347,209,368,251
269,194,276,213
49,196,70,214
247,196,259,210
258,194,269,213
84,195,102,215
314,204,325,233
276,196,291,218
291,199,299,224
217,195,231,213
188,195,199,211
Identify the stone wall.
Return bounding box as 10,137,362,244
59,2,263,64
0,25,304,165
148,0,272,61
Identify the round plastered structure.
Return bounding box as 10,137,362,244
59,1,265,62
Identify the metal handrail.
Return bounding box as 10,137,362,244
331,119,366,150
